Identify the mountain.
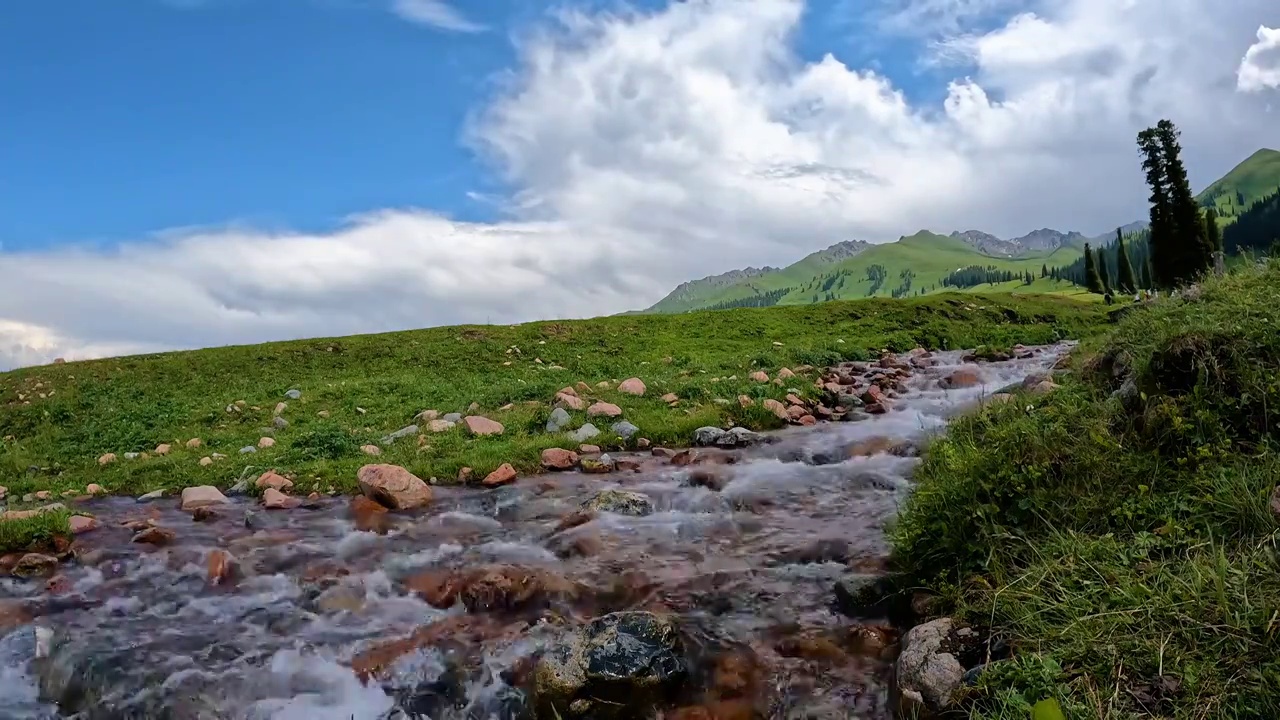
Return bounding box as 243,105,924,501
1197,148,1280,221
643,230,1085,312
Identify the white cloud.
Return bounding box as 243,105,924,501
388,0,485,32
1238,25,1280,92
2,0,1277,369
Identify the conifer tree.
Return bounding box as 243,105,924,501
1155,119,1213,283
1096,246,1112,294
1084,242,1103,293
1041,263,1048,278
1115,229,1137,294
1138,128,1173,287
1204,207,1222,253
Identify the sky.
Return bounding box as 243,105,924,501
1,0,1278,369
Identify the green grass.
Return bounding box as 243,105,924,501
1198,148,1280,222
0,293,1107,530
0,506,71,555
890,261,1280,718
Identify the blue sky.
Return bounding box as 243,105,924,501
0,0,952,250
0,0,1275,368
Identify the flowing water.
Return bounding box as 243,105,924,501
0,345,1069,720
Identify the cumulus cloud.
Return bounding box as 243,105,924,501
1238,25,1280,92
388,0,485,32
2,0,1277,368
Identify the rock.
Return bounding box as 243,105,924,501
778,367,796,379
762,398,788,419
382,425,419,444
191,507,219,522
618,378,647,396
798,415,817,426
180,486,229,511
1028,380,1061,395
580,456,615,474
587,402,623,418
596,381,611,389
457,467,474,483
651,448,676,459
417,409,441,421
693,427,727,446
749,371,769,383
136,489,165,503
239,446,257,454
464,416,505,436
611,421,639,440
542,449,579,471
582,489,653,516
636,438,651,449
131,526,176,545
862,386,887,405
68,515,98,535
685,468,726,491
423,419,451,433
483,464,518,487
272,416,289,430
154,443,172,456
34,491,51,501
442,412,463,423
274,402,288,416
556,392,586,411
262,488,301,509
786,405,808,421
941,366,983,389
317,410,331,418
97,453,116,466
895,618,969,715
579,444,601,454
737,394,754,408
407,565,576,613
360,444,382,456
207,549,237,585
350,495,390,533
285,389,302,400
185,438,202,449
357,464,432,510
226,479,249,496
252,437,275,451
570,424,601,443
660,393,679,403
85,483,105,496
533,611,688,720
547,407,573,433
13,554,58,578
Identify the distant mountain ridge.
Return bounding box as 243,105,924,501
640,147,1280,314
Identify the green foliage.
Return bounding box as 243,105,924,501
1084,242,1103,294
1115,230,1138,295
891,262,1280,718
0,293,1108,503
0,507,71,554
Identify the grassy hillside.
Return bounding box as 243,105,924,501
1198,147,1280,221
890,261,1280,717
0,293,1108,541
647,231,1085,312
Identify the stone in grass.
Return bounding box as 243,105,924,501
587,402,622,418
463,416,504,437
272,416,289,430
381,425,419,445
285,389,302,400
358,464,432,511
618,378,646,396
611,421,639,440
442,412,463,423
569,424,600,443
239,446,257,455
546,407,572,433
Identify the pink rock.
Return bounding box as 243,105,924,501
85,483,106,496
618,378,647,396
778,368,796,379
186,438,203,449
155,443,172,455
762,399,788,419
361,444,382,456
943,366,983,389
69,515,99,535
587,402,622,418
749,371,769,383
199,457,214,467
555,392,585,411
427,419,454,433
787,405,808,421
181,486,229,511
541,449,579,471
98,453,116,466
262,488,301,509
463,416,505,437
559,386,578,398
258,437,276,448
738,395,754,407
661,393,679,403
483,463,518,487
357,464,433,510
579,444,601,454
255,470,293,491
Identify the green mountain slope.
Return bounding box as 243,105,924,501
1197,148,1280,220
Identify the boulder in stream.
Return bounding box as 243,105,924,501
357,464,432,511
533,611,688,719
895,617,983,716
581,489,653,516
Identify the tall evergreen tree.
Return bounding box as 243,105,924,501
1138,128,1173,287
1115,229,1137,294
1084,242,1103,293
1155,119,1213,283
1096,246,1112,294
1204,207,1222,253
1041,263,1048,278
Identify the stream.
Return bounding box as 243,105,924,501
0,344,1068,720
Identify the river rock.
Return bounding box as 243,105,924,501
131,526,176,545
547,407,572,433
68,515,98,535
464,416,504,436
180,486,228,511
542,448,579,471
582,489,653,516
357,464,432,511
483,464,518,487
941,366,982,389
262,488,300,509
611,421,639,440
12,553,58,578
570,424,601,443
896,618,978,715
580,456,615,474
207,549,237,586
618,378,646,396
693,427,727,446
255,470,293,491
533,611,688,719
